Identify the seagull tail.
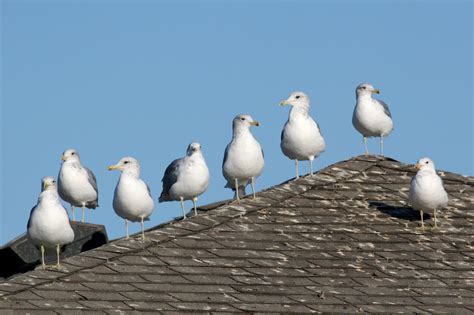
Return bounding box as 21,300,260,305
86,200,99,209
234,186,246,199
158,194,171,203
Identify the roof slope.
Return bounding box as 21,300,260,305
1,155,473,313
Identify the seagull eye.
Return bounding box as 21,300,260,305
425,161,429,164
295,95,300,99
362,86,366,89
124,161,129,164
240,117,245,121
71,152,75,155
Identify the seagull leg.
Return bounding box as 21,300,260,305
309,158,314,176
363,137,369,156
433,209,438,229
40,245,46,270
55,244,61,269
251,177,256,199
81,203,85,223
180,197,186,219
235,178,240,203
141,217,145,242
71,205,75,221
417,210,425,231
125,219,129,239
295,160,299,178
192,197,198,216
380,135,384,157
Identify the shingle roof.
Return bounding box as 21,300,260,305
1,155,473,313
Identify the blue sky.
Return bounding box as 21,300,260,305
1,1,472,244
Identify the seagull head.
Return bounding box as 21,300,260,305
186,142,202,156
415,157,436,172
61,149,80,163
108,156,140,175
280,91,310,109
41,176,57,192
232,114,260,132
356,83,380,98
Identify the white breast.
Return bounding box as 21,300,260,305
409,171,449,211
27,195,74,247
223,134,264,182
58,164,97,205
281,114,325,160
352,99,393,137
113,175,154,222
169,158,210,200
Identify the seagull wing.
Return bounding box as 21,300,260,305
375,99,392,118
84,167,98,193
26,205,36,229
159,158,182,201
84,166,99,208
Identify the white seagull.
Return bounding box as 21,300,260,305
409,157,449,230
223,114,264,202
27,176,75,269
159,142,210,220
280,91,326,178
352,83,393,156
108,157,154,241
58,149,98,222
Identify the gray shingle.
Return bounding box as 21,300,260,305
0,155,473,313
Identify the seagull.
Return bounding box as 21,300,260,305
27,176,75,269
409,158,448,230
108,157,154,241
58,149,98,222
280,91,326,178
352,83,393,156
223,114,264,203
159,142,210,220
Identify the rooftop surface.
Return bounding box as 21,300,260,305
1,155,473,313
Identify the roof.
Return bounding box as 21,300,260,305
1,155,473,313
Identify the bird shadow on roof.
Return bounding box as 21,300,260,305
369,201,430,222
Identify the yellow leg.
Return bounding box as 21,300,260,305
125,219,129,238
55,244,61,269
251,177,256,199
364,136,368,156
41,245,46,269
192,197,198,216
180,197,186,219
433,209,438,229
295,160,299,178
417,210,425,232
235,178,240,203
141,217,145,242
380,135,384,157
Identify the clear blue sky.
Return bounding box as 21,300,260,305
1,1,472,244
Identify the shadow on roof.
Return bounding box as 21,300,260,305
369,201,430,221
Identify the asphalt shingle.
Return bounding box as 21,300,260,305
1,155,473,313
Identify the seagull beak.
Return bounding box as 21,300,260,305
415,163,422,170
280,100,288,106
43,182,49,190
61,155,66,161
250,121,260,127
372,89,380,94
108,165,118,171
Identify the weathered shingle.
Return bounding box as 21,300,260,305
1,155,473,313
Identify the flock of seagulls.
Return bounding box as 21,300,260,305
25,83,449,269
